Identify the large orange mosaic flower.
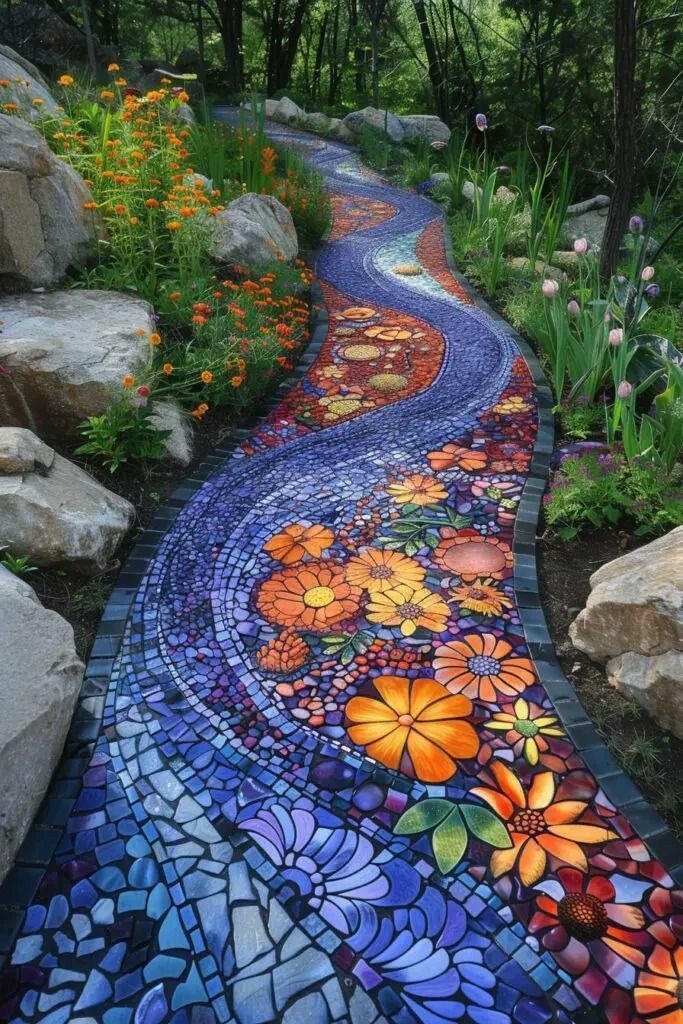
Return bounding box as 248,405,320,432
346,548,425,594
433,633,535,702
635,927,683,1023
256,560,362,632
262,523,334,565
470,762,617,886
346,676,478,782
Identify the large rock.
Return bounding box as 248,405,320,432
0,289,156,438
0,428,135,573
301,110,332,134
563,207,609,251
211,192,298,267
0,44,58,120
270,96,304,125
150,401,193,467
343,107,405,144
570,527,683,660
0,425,53,474
327,117,354,144
606,651,683,740
399,114,450,144
0,113,105,290
0,564,83,881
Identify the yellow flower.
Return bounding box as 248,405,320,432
108,63,120,72
387,474,448,507
57,75,74,87
32,97,44,106
486,698,565,766
449,580,512,616
200,370,213,384
366,583,450,637
346,549,425,594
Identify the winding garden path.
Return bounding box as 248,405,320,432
0,119,681,1024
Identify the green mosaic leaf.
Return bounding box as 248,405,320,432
432,807,468,873
394,798,453,835
461,804,513,849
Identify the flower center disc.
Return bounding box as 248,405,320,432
557,893,608,941
397,602,422,619
370,565,393,579
514,719,539,737
510,810,546,837
398,714,414,727
303,586,335,608
468,655,501,676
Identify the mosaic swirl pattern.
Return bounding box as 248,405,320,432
0,120,681,1024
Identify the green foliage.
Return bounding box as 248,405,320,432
545,452,683,540
77,399,172,474
0,551,38,576
359,124,392,172
395,797,511,874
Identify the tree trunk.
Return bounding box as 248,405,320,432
600,0,637,277
413,0,448,121
312,9,328,102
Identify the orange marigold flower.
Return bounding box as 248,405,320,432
200,370,213,384
191,402,209,419
122,374,135,388
386,474,448,507
470,762,617,885
168,292,181,301
149,332,161,346
113,203,127,215
136,328,146,336
179,206,195,217
433,632,536,702
58,75,74,86
262,523,334,566
346,676,478,783
177,90,190,103
346,548,425,594
114,77,127,87
100,90,115,100
108,63,120,72
166,221,181,231
82,201,98,210
256,628,310,674
32,97,44,106
256,560,361,632
230,375,245,388
192,314,207,326
145,198,160,208
129,216,139,225
163,363,174,375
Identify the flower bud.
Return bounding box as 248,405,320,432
475,113,488,131
567,299,581,317
608,328,623,346
629,215,644,233
541,279,559,297
573,237,588,254
644,283,660,298
641,265,655,281
617,380,632,400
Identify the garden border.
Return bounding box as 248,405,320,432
1,124,681,973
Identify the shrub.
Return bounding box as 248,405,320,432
77,393,171,474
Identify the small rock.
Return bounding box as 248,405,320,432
0,427,53,474
0,438,135,574
150,402,194,466
211,192,298,267
566,195,610,215
552,250,580,270
172,102,195,124
0,564,83,882
506,257,565,281
607,651,683,740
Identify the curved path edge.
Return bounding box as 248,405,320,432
0,122,681,981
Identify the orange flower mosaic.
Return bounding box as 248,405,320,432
255,560,362,632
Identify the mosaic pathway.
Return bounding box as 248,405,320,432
1,118,682,1024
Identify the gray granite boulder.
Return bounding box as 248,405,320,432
0,564,83,881
0,289,156,438
0,426,53,474
607,650,683,740
0,428,135,573
211,192,298,267
0,113,105,290
343,107,405,144
270,96,304,125
0,44,58,121
399,114,450,144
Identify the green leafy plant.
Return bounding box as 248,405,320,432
321,630,374,664
379,506,470,556
77,398,171,473
394,797,512,874
0,551,38,576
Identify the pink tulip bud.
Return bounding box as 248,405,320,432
573,237,588,254
608,328,623,346
641,265,655,281
567,299,581,317
541,279,559,298
617,380,632,400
